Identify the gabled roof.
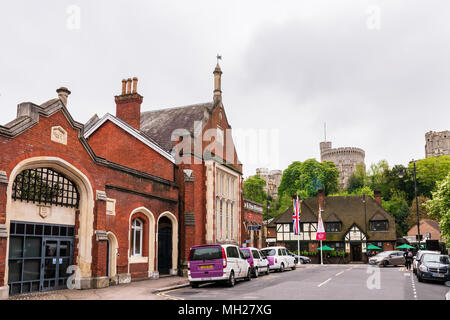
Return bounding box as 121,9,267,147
369,211,388,221
83,113,175,163
270,195,397,241
140,101,219,152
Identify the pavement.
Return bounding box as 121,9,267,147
8,275,190,300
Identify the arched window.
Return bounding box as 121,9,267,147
12,168,79,208
230,202,234,240
131,219,143,256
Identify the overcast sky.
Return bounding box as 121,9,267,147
1,0,449,178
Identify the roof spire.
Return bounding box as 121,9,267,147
213,54,223,103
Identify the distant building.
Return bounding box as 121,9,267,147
425,130,450,158
255,168,282,199
242,199,264,248
269,190,397,262
407,219,443,243
320,141,365,190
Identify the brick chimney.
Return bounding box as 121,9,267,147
374,190,382,205
115,77,143,130
318,189,325,210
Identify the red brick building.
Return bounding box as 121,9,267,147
0,64,243,298
407,219,443,243
242,199,264,248
139,63,244,273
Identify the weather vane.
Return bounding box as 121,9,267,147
216,54,222,64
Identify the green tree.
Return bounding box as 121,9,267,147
405,196,436,231
243,175,267,204
278,159,339,200
413,156,450,198
382,190,410,236
347,163,367,194
424,173,450,246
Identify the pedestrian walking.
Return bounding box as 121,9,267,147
404,249,413,270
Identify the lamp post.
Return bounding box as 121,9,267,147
398,160,421,250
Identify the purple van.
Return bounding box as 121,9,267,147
188,244,251,288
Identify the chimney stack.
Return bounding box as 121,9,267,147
318,189,325,210
56,87,71,106
115,77,143,130
374,190,382,205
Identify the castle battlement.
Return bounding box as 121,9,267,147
319,141,366,189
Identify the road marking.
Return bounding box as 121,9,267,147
318,278,332,287
404,273,410,276
156,289,185,300
335,271,345,276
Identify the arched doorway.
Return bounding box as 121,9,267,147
158,216,172,275
7,167,78,295
5,157,95,296
106,232,118,283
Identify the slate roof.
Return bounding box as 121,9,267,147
140,101,217,152
270,195,397,241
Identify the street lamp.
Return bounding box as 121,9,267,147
398,160,421,250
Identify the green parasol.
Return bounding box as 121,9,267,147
396,244,415,249
367,244,382,250
318,245,334,251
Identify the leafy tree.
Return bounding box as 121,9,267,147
278,159,339,200
412,156,450,198
243,175,267,204
424,173,450,246
382,190,410,236
405,196,436,231
347,163,368,194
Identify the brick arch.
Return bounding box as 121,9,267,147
128,207,156,277
5,156,95,285
157,211,178,275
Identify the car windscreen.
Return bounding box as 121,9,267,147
261,249,276,256
189,247,222,261
375,252,390,257
240,249,251,259
423,254,449,264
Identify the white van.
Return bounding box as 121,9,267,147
261,246,296,272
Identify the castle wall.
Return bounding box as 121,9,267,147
425,130,450,158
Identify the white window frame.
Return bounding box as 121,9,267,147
131,218,143,257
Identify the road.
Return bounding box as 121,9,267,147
161,264,449,300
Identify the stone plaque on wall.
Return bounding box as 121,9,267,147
37,205,52,219
51,126,68,145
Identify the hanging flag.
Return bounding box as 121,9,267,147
316,209,326,240
292,196,301,235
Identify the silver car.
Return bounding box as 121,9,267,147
413,250,440,275
369,251,406,267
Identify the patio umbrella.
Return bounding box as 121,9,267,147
367,244,382,250
318,245,334,251
396,244,415,249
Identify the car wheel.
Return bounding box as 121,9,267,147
254,267,259,278
280,263,285,272
292,263,296,271
190,282,199,288
383,260,389,267
246,269,252,281
228,271,236,287
417,274,423,282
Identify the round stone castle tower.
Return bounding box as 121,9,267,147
320,141,365,190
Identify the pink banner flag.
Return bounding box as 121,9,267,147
316,209,326,240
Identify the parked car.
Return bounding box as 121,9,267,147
288,252,311,264
413,250,440,275
368,251,405,267
445,281,450,300
261,246,296,272
188,244,251,288
417,254,450,283
240,247,270,277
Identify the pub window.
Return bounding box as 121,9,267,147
131,219,143,256
12,168,79,208
325,222,341,233
370,220,388,231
